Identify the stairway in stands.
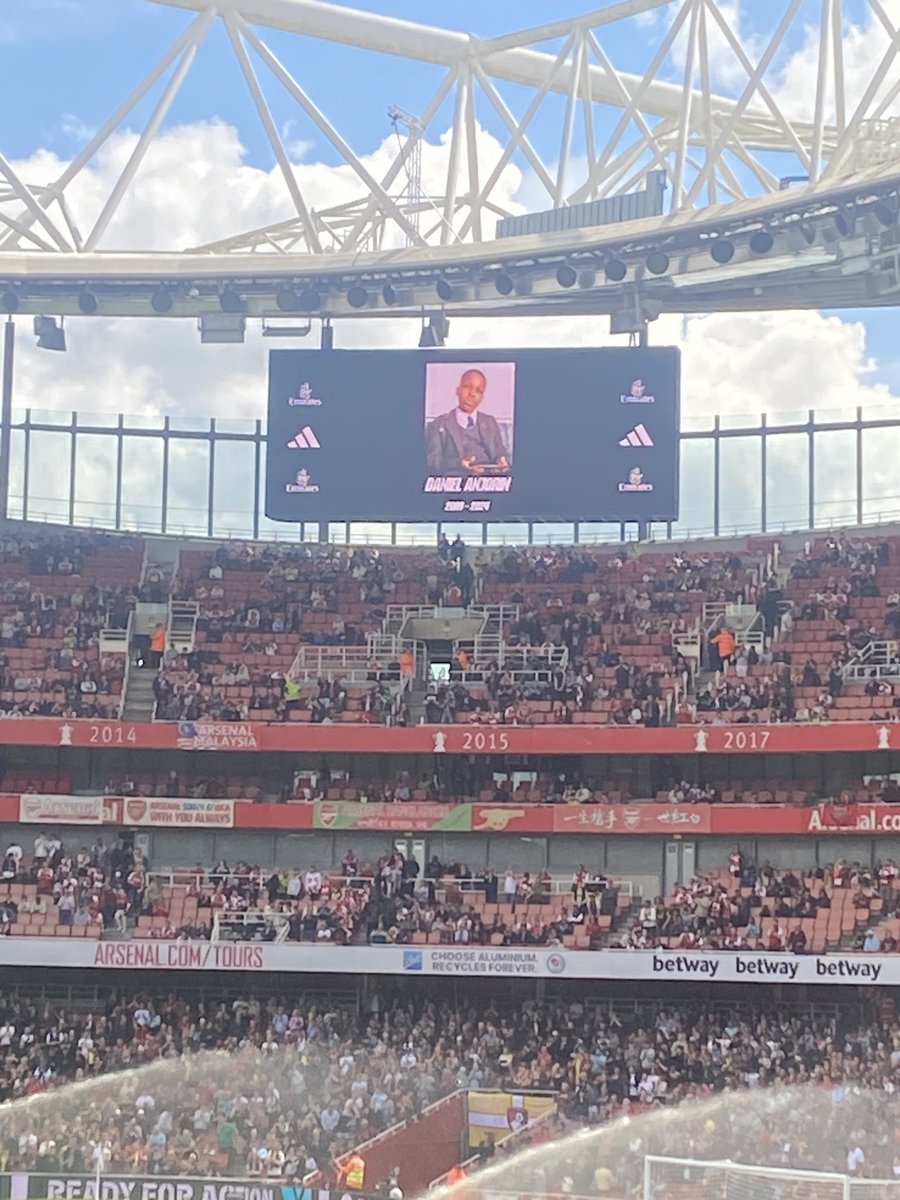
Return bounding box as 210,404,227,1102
121,669,158,721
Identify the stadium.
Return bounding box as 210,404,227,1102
5,0,900,1197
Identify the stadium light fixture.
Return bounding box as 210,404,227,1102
199,314,245,344
77,289,98,315
514,276,532,296
604,258,627,282
219,287,245,314
261,320,312,338
494,272,514,296
798,222,816,245
873,200,897,228
34,315,66,352
749,230,774,255
276,287,301,312
710,238,735,264
834,205,855,237
151,287,174,314
578,269,597,288
436,278,454,302
299,288,322,312
0,290,19,314
382,283,397,305
645,251,670,275
555,263,577,288
418,316,449,347
347,286,368,309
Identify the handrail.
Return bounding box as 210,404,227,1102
288,640,418,684
147,868,632,899
323,1090,466,1187
212,907,292,941
843,640,900,680
114,611,135,720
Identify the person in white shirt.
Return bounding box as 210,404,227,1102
639,902,658,933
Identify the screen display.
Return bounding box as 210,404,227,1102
265,347,680,523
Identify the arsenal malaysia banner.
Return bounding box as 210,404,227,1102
0,716,899,755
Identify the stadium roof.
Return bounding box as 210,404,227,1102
3,0,900,327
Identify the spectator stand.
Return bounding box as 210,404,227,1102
617,860,900,954
153,543,465,724
121,863,634,951
0,531,141,719
729,534,900,723
283,641,418,725
0,991,896,1182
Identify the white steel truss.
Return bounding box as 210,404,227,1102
4,0,900,261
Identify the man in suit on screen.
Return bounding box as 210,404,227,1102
426,368,511,474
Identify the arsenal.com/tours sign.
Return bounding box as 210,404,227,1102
0,938,891,985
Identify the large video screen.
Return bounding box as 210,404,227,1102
265,347,680,523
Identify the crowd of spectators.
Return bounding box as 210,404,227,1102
0,989,898,1185
183,860,373,946
16,830,900,958
153,541,472,723
423,657,680,727
615,856,900,954
1,834,147,935
1,835,623,948
0,531,138,719
142,851,611,948
362,856,617,948
151,538,778,730
7,526,900,727
72,753,900,811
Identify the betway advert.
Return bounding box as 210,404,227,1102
0,939,892,984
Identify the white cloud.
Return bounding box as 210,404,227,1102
6,119,899,536
60,114,97,146
770,0,900,126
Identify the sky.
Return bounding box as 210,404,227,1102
4,0,900,539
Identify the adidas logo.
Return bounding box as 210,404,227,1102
287,427,321,449
618,423,654,448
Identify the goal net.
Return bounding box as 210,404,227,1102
643,1156,849,1200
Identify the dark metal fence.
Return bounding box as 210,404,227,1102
6,405,900,545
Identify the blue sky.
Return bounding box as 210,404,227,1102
2,0,869,169
3,0,900,390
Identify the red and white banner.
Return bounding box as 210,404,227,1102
5,793,900,836
17,794,105,825
0,716,898,755
119,797,234,828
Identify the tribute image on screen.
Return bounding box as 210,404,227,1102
266,347,679,523
424,362,515,482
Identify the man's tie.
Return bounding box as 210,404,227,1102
467,416,475,429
